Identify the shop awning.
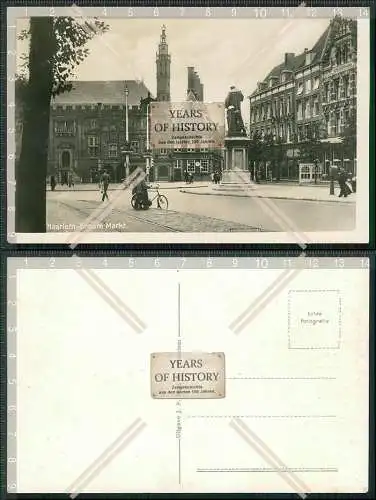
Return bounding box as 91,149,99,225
320,138,343,144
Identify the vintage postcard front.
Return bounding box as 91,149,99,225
10,257,369,494
7,6,370,244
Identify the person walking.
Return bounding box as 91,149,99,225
100,170,110,202
338,167,352,198
50,175,56,192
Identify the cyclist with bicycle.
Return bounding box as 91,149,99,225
132,178,152,209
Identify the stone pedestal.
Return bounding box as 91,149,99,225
214,136,253,191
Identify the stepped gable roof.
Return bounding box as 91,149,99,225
52,80,152,106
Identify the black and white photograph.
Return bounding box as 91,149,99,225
8,6,370,244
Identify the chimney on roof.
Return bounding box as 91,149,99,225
284,53,295,68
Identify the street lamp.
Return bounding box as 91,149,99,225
145,100,151,182
97,102,102,180
124,84,130,179
140,92,156,182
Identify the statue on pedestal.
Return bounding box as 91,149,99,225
225,86,247,137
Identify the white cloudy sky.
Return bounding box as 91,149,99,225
16,17,329,118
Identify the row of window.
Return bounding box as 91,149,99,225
88,137,141,150
296,123,321,142
175,159,212,173
85,138,214,159
325,109,351,137
159,147,210,154
323,75,352,103
87,137,140,158
53,118,146,135
54,104,133,112
251,95,293,123
87,145,118,158
267,72,293,88
251,109,352,142
251,73,353,124
329,42,353,67
296,76,320,96
251,122,294,143
296,97,320,121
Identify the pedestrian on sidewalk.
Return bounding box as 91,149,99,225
100,170,110,202
50,175,56,192
338,167,352,198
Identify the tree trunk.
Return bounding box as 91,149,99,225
15,18,55,233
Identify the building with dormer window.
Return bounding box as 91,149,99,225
248,17,357,181
249,26,329,181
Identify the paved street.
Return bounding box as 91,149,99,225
47,183,356,233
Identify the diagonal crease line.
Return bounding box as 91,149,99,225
229,268,296,330
67,168,145,249
79,268,147,330
227,172,309,246
66,418,142,492
252,195,310,247
230,3,306,83
230,418,310,498
76,268,147,333
66,418,146,498
228,171,310,249
67,168,144,243
231,268,302,335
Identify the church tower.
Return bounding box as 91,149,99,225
156,25,171,101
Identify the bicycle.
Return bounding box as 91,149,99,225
131,183,169,210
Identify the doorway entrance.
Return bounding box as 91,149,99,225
61,150,71,169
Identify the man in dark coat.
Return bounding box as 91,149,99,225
225,86,247,136
133,178,151,208
100,170,110,201
338,167,352,197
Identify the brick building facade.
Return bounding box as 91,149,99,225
48,80,151,183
